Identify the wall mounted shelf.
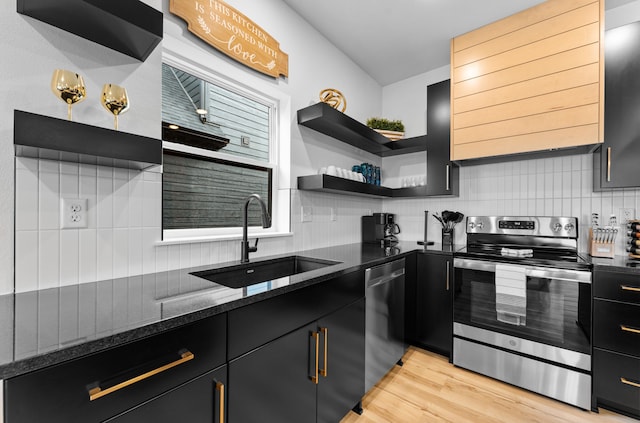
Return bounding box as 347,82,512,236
297,174,433,198
17,0,162,61
14,110,162,170
297,102,427,157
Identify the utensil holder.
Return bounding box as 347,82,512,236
442,229,454,247
588,228,615,258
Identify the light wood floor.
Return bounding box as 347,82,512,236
341,346,637,423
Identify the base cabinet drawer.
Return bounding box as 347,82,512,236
4,313,226,423
593,299,640,356
594,270,640,305
594,348,640,419
105,366,227,423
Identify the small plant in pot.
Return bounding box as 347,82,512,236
366,117,405,141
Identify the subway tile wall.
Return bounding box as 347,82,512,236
383,153,640,256
14,157,381,293
15,153,639,292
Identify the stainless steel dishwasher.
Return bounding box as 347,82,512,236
365,258,406,393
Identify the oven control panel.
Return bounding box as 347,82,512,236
498,220,535,230
466,216,578,238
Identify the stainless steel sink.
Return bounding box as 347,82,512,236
190,256,341,289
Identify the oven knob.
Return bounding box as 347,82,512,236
553,222,563,232
476,222,484,230
468,222,476,230
564,223,574,232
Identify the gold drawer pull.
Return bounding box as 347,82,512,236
320,327,328,377
216,381,225,423
88,350,194,401
311,331,319,384
621,377,640,389
621,325,640,334
621,285,640,292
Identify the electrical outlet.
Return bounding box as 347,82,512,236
620,208,636,223
301,206,313,222
61,198,88,229
330,207,337,221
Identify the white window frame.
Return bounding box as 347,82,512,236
161,53,291,243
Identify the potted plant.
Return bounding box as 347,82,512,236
366,117,405,141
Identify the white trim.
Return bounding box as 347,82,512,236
162,141,275,170
156,231,293,246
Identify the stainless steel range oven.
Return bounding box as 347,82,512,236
453,216,592,410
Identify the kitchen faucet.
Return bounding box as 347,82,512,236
241,194,272,263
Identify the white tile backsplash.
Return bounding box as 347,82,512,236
38,230,59,290
383,152,640,254
13,153,640,292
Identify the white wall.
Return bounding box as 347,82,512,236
7,0,386,293
2,0,163,294
8,1,640,294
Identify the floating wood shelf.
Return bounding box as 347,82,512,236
297,102,427,157
14,110,162,170
17,0,162,61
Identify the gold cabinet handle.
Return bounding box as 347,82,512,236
621,324,640,334
621,377,640,389
216,381,225,423
310,331,319,384
446,261,450,291
621,284,640,292
320,327,328,377
88,349,194,401
607,147,611,182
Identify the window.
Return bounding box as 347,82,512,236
161,61,284,240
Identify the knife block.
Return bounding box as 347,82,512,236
588,228,615,258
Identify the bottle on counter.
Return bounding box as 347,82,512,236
627,230,640,238
628,239,640,247
627,222,640,231
626,246,640,255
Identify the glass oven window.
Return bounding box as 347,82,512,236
453,267,591,354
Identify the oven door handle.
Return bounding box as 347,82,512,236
453,258,591,284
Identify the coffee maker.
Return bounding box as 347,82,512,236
362,213,401,246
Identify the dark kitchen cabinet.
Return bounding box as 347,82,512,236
424,80,458,196
228,321,318,423
4,313,227,423
228,299,365,423
593,268,640,419
105,366,227,423
594,21,640,190
317,298,365,423
226,270,364,423
414,251,453,358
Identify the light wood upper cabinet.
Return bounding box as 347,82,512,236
450,0,604,161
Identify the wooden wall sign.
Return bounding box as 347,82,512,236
170,0,289,78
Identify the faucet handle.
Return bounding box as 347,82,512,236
248,238,259,253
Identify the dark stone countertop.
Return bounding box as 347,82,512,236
589,255,640,274
0,242,428,380
2,239,635,381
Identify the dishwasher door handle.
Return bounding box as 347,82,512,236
367,269,405,288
